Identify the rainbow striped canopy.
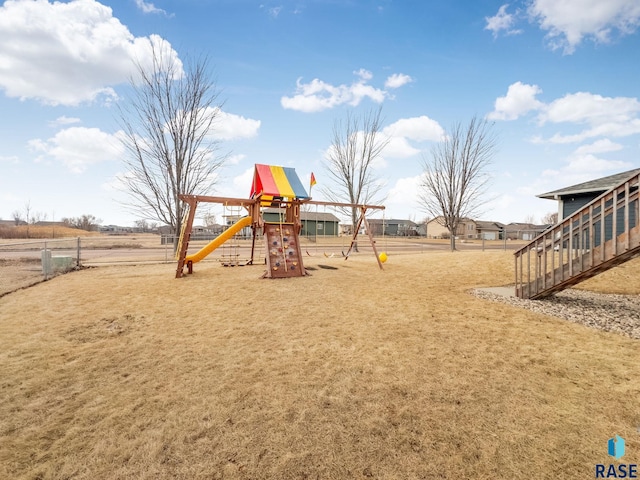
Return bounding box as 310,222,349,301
250,164,309,202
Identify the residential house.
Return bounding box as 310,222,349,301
263,208,340,237
425,216,468,239
474,221,505,240
426,216,504,240
504,223,550,241
366,219,419,236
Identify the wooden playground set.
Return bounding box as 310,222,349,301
175,164,385,278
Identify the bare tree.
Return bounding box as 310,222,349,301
202,211,217,228
323,107,389,249
541,211,558,225
11,210,23,226
134,219,149,232
23,201,31,238
30,211,48,224
62,214,101,231
523,214,537,225
419,116,497,251
118,44,225,243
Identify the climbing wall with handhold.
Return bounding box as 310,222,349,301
263,222,305,278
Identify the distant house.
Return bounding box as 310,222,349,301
474,221,505,240
100,225,132,235
367,219,419,236
426,216,504,240
426,217,465,238
263,208,340,237
300,211,340,237
0,219,27,227
504,222,550,241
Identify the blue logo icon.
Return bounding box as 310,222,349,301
608,435,625,460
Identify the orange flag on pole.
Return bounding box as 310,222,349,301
310,172,317,188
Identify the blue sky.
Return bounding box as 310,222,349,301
1,0,639,227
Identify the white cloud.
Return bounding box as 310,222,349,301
528,0,640,54
233,167,255,193
49,116,81,128
380,116,444,159
227,154,246,165
29,127,124,173
0,0,180,105
209,109,261,140
537,150,632,191
267,6,283,18
281,69,404,113
0,155,20,165
564,154,631,174
541,92,640,126
385,176,422,216
384,73,413,89
538,92,640,143
485,4,523,38
383,116,445,142
134,0,170,16
354,68,373,82
574,139,623,155
516,153,633,210
382,137,421,158
561,139,632,177
546,120,640,144
490,83,640,145
488,82,544,120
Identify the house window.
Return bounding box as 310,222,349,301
467,224,473,230
317,223,323,231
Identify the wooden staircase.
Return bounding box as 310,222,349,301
515,171,640,299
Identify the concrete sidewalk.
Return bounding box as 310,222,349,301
475,286,517,297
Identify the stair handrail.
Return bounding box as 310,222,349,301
515,170,639,298
515,171,640,257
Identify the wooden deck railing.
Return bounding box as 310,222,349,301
514,171,640,299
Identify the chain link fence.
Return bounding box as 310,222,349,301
0,233,521,297
0,235,177,297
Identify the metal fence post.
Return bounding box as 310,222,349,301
44,240,48,280
77,237,81,267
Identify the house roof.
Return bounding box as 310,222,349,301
475,220,505,230
300,211,340,222
426,216,473,225
504,222,549,232
537,168,640,200
367,219,418,226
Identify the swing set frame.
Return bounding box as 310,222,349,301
175,194,385,278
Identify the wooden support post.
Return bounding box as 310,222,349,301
175,199,198,278
360,208,383,270
624,182,630,251
343,207,383,270
344,214,366,259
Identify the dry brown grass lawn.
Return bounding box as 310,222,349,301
0,251,638,479
0,225,100,240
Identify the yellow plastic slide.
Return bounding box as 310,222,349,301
185,216,253,263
